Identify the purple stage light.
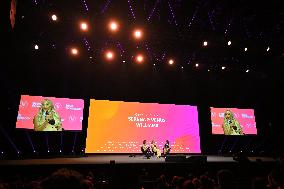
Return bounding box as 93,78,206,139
147,0,159,21
0,127,20,154
127,0,136,19
208,11,215,31
168,1,178,26
83,38,91,51
224,18,233,35
26,131,35,154
101,0,112,14
82,0,89,11
72,132,78,153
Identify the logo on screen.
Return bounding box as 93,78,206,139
20,100,28,108
242,114,253,119
17,114,31,120
55,103,62,110
69,116,76,122
32,102,41,108
66,104,82,111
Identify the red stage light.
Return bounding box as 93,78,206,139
109,21,118,32
136,54,144,63
51,14,57,21
71,48,78,55
105,51,114,60
168,59,174,65
133,29,143,39
80,21,88,31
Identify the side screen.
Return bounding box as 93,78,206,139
16,95,84,131
211,107,257,135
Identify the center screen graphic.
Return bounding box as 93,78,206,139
86,100,201,153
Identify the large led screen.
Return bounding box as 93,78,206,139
86,100,201,153
16,95,84,131
211,107,257,135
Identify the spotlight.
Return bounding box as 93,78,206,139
244,47,248,51
222,66,226,70
153,64,155,66
208,69,210,72
203,41,208,46
71,48,78,55
80,21,88,31
60,150,62,153
181,66,184,69
105,50,114,61
123,60,126,63
47,150,50,153
34,44,39,50
228,41,231,46
266,47,270,51
109,21,118,32
51,14,57,21
195,63,199,67
246,69,249,73
135,54,144,63
168,59,174,65
133,29,143,39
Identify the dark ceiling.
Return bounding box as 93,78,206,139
0,0,283,117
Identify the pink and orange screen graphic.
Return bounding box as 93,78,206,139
211,107,257,135
16,95,84,131
86,100,201,153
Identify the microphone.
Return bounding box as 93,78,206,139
48,119,55,125
45,111,55,125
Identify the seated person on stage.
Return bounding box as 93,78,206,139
163,140,171,156
141,140,150,154
151,140,161,158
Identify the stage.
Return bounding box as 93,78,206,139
0,154,276,166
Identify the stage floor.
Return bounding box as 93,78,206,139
0,155,276,166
